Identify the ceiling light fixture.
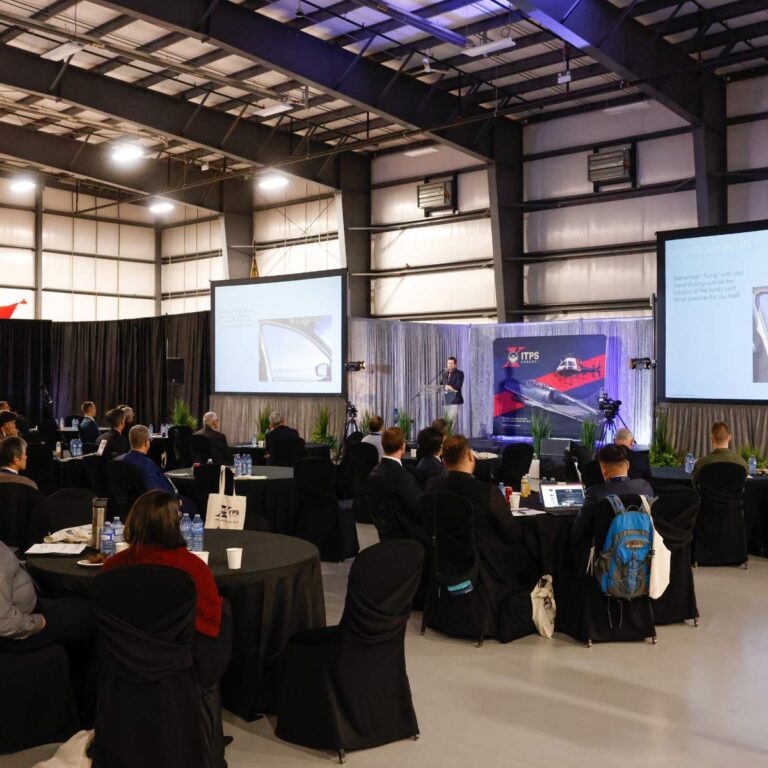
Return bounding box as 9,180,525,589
9,177,36,193
149,200,174,214
201,161,210,171
465,37,516,57
403,146,440,158
602,100,651,115
111,143,144,164
41,41,85,61
253,103,294,118
258,174,289,190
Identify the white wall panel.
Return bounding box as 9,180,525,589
73,256,97,293
525,252,656,305
162,226,185,258
118,297,156,319
0,248,34,286
42,214,72,251
0,208,34,248
372,218,492,270
95,221,119,257
254,177,334,207
0,288,34,318
525,152,591,201
637,133,694,185
42,187,73,212
73,219,96,254
728,121,768,171
524,101,687,155
161,295,210,315
525,191,697,252
97,296,119,321
117,261,155,297
727,75,768,117
42,252,73,289
372,184,421,225
118,225,155,261
256,239,341,276
458,170,490,210
372,146,481,184
254,197,337,242
162,220,221,257
73,294,96,321
728,181,768,223
42,290,72,321
372,268,495,316
0,179,34,208
96,258,118,294
161,262,186,294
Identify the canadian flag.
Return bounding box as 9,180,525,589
0,298,27,319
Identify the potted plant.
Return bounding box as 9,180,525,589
649,411,680,467
530,411,552,456
170,399,198,430
579,418,598,458
396,409,414,441
359,410,373,436
311,406,339,457
738,444,767,469
257,406,272,441
442,410,455,437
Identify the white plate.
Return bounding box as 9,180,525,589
76,559,104,567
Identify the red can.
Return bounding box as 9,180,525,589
505,487,512,504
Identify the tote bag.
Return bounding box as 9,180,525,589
531,575,556,639
640,496,671,600
204,466,246,531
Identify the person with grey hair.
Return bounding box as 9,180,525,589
194,411,233,465
117,425,178,495
0,435,37,490
265,411,300,460
613,426,653,485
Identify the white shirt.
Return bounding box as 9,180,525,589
1,467,18,475
361,432,384,459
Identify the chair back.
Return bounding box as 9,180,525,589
193,463,234,512
190,433,211,464
23,442,59,495
45,487,95,531
0,483,47,549
348,442,379,477
294,458,336,505
269,435,306,467
498,444,534,489
363,474,403,541
82,453,109,496
36,419,60,451
652,486,699,550
167,426,193,469
342,540,424,641
107,459,145,518
580,460,605,490
695,462,747,514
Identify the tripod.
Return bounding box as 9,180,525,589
598,409,629,446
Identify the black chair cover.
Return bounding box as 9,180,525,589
651,486,700,624
348,442,379,523
580,460,605,490
693,463,748,565
90,566,211,768
0,483,48,549
168,426,193,470
45,487,96,531
493,444,534,490
335,432,363,500
268,435,306,467
276,541,423,754
191,433,212,464
0,645,78,754
23,442,59,496
107,460,145,519
294,458,359,562
36,419,60,451
82,453,109,496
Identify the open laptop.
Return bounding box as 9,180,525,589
539,483,585,515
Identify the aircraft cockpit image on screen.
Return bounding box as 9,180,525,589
753,288,768,383
258,316,333,383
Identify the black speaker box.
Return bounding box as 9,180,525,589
166,357,185,384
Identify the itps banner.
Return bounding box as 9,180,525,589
492,335,607,438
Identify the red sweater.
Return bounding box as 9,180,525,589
102,544,223,637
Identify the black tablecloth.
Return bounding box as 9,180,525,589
652,466,768,556
167,467,297,534
232,442,332,465
26,530,326,719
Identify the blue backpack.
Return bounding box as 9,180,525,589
593,495,653,600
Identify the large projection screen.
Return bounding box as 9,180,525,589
212,270,346,395
658,219,768,403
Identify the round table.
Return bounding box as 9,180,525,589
401,453,501,482
232,442,332,465
166,466,297,534
27,530,326,719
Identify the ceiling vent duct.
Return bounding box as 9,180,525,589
587,145,636,190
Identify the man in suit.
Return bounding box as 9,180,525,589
692,421,747,483
119,425,177,495
194,412,234,466
571,443,654,573
97,407,130,463
415,426,447,486
442,356,464,426
264,411,300,458
79,400,101,445
366,427,427,546
581,429,653,489
0,436,37,490
0,411,18,438
361,415,384,460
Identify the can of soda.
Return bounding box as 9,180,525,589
505,487,512,504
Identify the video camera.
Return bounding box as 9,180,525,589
598,391,621,421
345,401,358,419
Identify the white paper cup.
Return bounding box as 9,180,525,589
226,547,243,569
510,492,521,511
410,448,417,458
115,541,129,553
193,550,209,564
257,441,265,449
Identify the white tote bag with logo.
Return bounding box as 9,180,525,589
531,575,556,639
640,496,671,599
205,466,246,531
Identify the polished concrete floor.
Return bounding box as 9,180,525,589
8,524,768,768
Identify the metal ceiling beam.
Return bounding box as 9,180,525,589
512,0,717,128
0,0,77,44
90,0,520,161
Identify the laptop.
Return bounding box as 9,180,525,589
540,483,585,515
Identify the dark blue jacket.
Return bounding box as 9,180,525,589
118,450,176,495
79,416,100,444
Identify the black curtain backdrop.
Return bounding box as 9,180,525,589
0,319,51,424
165,311,210,423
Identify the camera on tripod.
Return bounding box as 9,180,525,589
345,401,358,419
598,392,622,421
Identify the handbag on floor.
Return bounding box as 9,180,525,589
33,729,93,767
531,575,556,638
204,466,246,531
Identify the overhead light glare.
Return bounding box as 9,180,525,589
465,38,516,57
602,100,651,116
253,103,294,117
149,200,174,214
41,41,85,61
258,174,289,190
403,145,440,158
111,143,144,164
9,177,36,193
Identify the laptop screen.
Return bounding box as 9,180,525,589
540,483,585,509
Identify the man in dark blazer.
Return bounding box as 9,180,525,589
442,356,464,425
78,400,101,445
415,426,447,486
194,412,234,466
118,425,177,495
97,407,129,463
264,411,300,458
366,427,427,546
571,443,654,573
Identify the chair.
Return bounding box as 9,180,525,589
23,442,59,495
348,441,379,523
651,486,700,625
193,464,269,531
693,463,748,566
493,444,534,490
36,419,60,451
0,645,78,754
90,566,212,768
83,453,109,497
294,458,359,562
107,459,145,519
64,414,81,427
0,483,48,550
580,459,605,490
167,425,193,470
268,435,306,467
190,433,212,464
336,432,363,500
276,541,424,762
147,438,167,468
45,487,96,532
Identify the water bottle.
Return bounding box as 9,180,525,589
72,418,79,430
72,439,79,457
55,441,62,458
191,514,204,552
251,433,257,447
684,452,694,474
393,407,400,425
749,455,757,477
180,512,192,548
112,516,124,544
149,423,154,437
245,454,252,476
100,521,115,556
498,482,506,497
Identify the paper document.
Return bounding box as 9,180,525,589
511,508,547,517
26,543,87,555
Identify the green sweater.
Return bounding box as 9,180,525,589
692,448,747,483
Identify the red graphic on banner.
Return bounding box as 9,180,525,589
502,346,527,368
0,299,27,319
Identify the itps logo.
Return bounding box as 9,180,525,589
504,346,540,368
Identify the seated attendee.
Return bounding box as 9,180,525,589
118,425,177,495
79,400,101,444
0,436,37,490
0,410,17,438
415,427,447,485
614,427,653,485
431,417,448,437
367,427,427,545
571,443,654,572
361,415,384,459
194,412,234,465
98,407,130,462
116,404,135,433
264,411,300,457
0,401,8,412
692,421,747,483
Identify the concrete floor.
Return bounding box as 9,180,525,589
7,524,768,768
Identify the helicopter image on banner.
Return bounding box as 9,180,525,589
555,355,603,380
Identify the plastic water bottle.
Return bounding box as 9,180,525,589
245,454,252,476
72,418,79,430
749,455,757,477
112,516,124,544
191,514,204,552
100,521,115,556
149,423,154,437
58,417,64,430
684,452,695,474
251,433,257,447
180,512,192,548
498,482,506,497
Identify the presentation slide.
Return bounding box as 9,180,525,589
661,224,768,401
213,271,345,395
